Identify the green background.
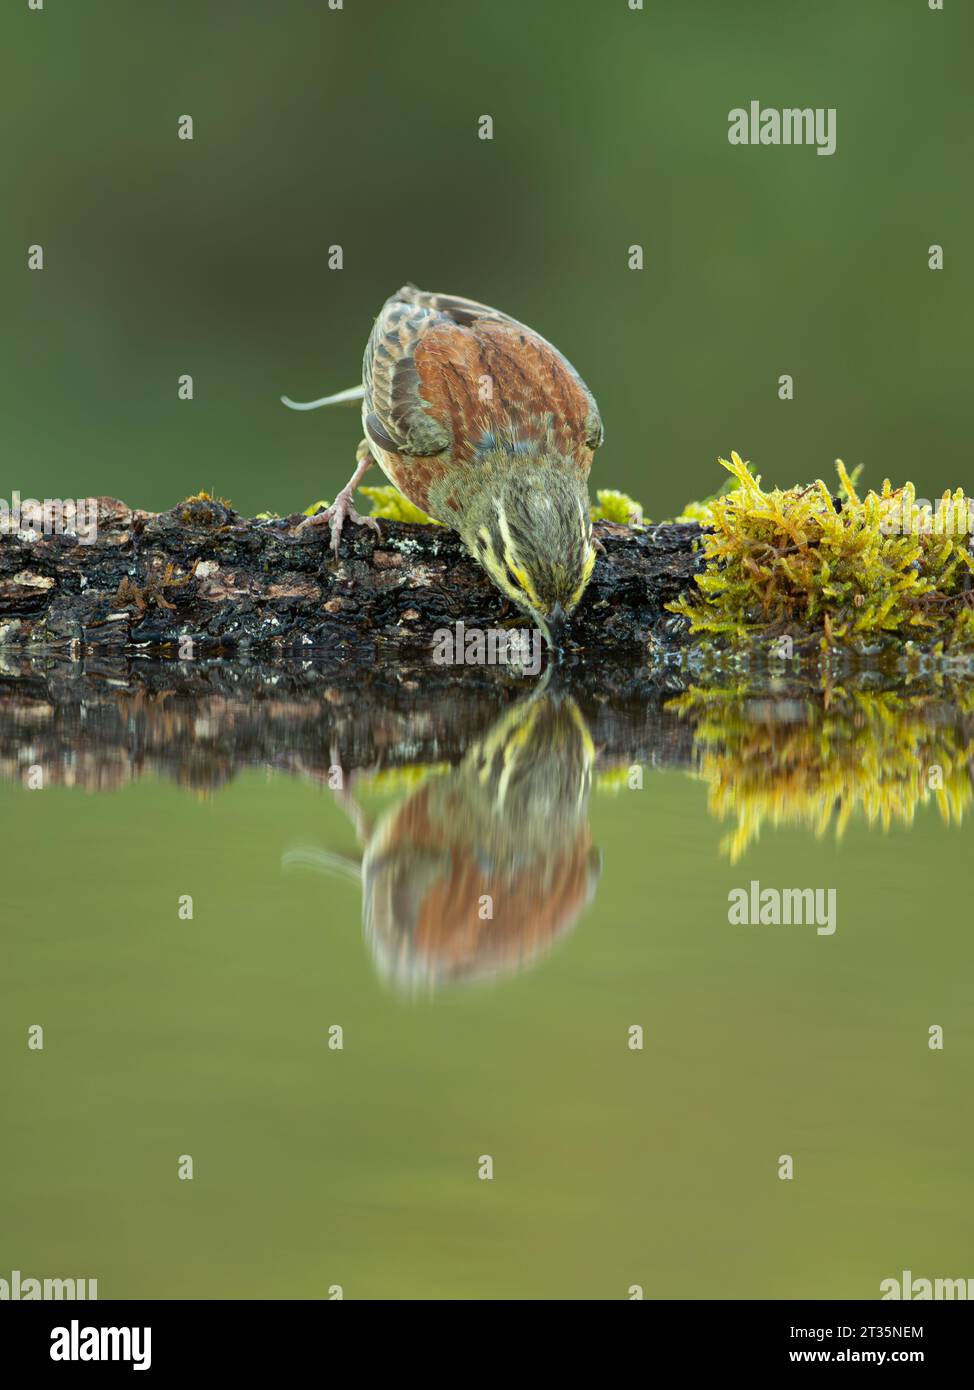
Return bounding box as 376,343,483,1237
2,0,971,520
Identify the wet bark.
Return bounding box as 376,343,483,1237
0,496,702,660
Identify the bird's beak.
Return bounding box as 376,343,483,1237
544,602,569,658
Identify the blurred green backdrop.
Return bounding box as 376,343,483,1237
3,0,971,521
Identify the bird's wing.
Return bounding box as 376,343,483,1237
393,286,521,329
363,287,602,467
362,290,455,458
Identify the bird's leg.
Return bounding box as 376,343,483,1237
298,440,381,557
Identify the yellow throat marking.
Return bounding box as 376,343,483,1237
475,502,596,616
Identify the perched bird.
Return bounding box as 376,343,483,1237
282,285,604,647
283,679,602,991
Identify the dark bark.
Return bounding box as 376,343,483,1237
0,496,702,660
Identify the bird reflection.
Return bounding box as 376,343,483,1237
285,681,601,991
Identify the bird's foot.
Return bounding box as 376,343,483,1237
298,488,381,558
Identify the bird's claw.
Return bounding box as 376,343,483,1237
299,491,381,557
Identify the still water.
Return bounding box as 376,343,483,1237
1,659,971,1299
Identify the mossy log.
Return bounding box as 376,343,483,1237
0,496,701,660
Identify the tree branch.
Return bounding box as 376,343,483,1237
0,496,702,659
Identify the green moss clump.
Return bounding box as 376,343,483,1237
590,489,645,525
182,489,232,506
668,453,974,649
358,486,442,524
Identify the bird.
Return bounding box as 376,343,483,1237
283,677,602,991
282,285,604,649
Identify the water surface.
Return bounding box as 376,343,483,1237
1,660,971,1299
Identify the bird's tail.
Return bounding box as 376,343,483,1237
282,846,361,882
281,384,365,411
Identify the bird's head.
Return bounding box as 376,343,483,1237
456,458,597,649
